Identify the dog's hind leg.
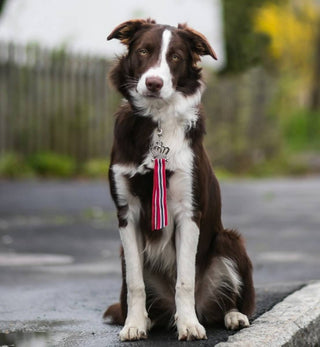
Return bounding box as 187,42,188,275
224,309,250,330
217,229,255,323
196,229,255,330
103,302,124,325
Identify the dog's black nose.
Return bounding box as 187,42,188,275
146,77,163,93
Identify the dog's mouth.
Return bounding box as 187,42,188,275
144,92,162,99
133,87,162,99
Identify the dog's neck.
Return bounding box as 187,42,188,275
129,81,205,130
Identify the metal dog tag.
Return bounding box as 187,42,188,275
150,140,170,161
150,121,170,161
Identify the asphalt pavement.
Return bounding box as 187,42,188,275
0,178,319,346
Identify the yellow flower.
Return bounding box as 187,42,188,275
254,1,318,71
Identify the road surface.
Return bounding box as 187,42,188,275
0,178,319,346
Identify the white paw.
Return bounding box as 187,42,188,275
119,316,151,341
176,317,207,341
224,310,250,330
119,325,147,341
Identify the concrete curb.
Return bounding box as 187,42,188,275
216,281,320,347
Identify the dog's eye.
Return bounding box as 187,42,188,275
138,48,149,56
171,54,181,62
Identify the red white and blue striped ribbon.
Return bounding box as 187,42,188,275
152,158,168,230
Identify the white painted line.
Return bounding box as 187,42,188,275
0,253,74,266
36,261,121,274
216,281,320,347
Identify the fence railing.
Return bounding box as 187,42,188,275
203,67,277,172
0,42,117,163
0,41,277,171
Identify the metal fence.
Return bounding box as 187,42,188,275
0,42,117,162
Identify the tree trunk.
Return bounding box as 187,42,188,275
310,20,320,112
0,0,7,15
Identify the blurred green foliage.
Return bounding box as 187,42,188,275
0,152,111,179
250,155,309,177
0,153,34,178
221,0,281,74
214,0,320,176
82,158,110,178
1,0,319,178
281,110,320,152
28,152,76,178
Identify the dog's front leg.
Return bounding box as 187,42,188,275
111,166,151,341
175,219,207,341
118,215,150,341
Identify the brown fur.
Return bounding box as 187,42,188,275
104,19,255,331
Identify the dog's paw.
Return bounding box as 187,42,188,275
176,317,207,341
119,325,148,341
224,310,250,330
119,316,151,341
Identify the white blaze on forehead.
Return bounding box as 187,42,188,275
136,29,174,99
159,29,172,65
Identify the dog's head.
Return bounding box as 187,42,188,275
107,19,217,113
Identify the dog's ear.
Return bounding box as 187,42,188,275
178,23,217,61
107,19,156,45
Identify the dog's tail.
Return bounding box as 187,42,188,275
103,302,125,325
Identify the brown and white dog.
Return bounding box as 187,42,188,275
103,19,255,341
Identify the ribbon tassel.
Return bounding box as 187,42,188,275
152,158,168,230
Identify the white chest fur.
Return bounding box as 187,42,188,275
143,118,195,272
140,117,194,172
112,113,196,274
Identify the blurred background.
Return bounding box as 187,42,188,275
0,2,320,345
0,0,319,178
